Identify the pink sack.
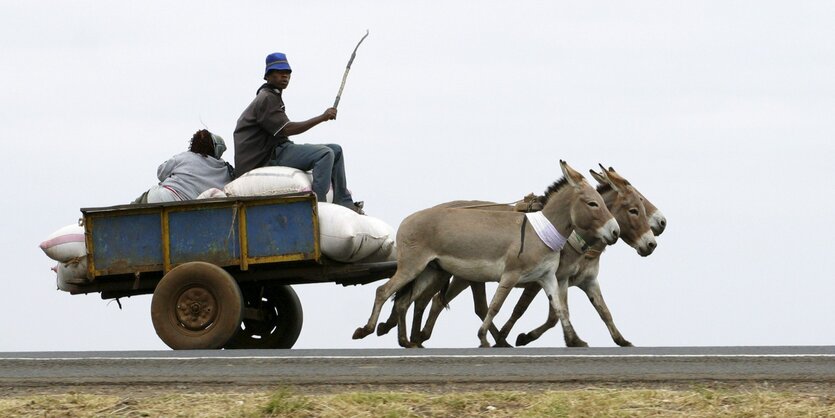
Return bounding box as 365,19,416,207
40,223,86,262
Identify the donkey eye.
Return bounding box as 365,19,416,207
629,208,640,215
587,201,599,208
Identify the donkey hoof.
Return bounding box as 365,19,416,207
352,326,372,340
566,338,589,348
617,339,634,347
515,333,533,347
376,323,392,336
493,339,512,348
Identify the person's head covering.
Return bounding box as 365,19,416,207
264,52,292,76
210,133,226,159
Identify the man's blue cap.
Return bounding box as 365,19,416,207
265,52,292,75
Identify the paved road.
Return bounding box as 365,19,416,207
1,347,833,385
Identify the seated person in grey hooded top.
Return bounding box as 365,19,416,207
132,129,234,204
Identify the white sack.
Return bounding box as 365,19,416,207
224,166,332,201
359,239,398,263
53,258,89,291
317,202,395,262
197,188,228,199
357,216,397,262
40,223,87,262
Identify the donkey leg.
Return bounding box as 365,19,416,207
468,283,507,347
416,293,444,346
579,278,632,347
376,291,404,336
380,272,431,342
407,293,434,348
376,312,397,336
500,283,541,344
517,276,586,347
397,267,445,348
516,304,557,346
389,284,420,347
415,276,469,345
474,284,507,348
555,277,587,347
353,261,430,340
395,298,415,348
513,277,558,346
478,275,518,348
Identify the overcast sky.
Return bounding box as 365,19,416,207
2,1,833,352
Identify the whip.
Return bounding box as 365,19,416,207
333,30,369,108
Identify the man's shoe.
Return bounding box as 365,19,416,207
352,201,366,215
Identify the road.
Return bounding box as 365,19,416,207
1,347,833,386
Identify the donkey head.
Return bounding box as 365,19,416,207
609,167,667,237
590,165,657,256
558,160,620,246
607,166,666,236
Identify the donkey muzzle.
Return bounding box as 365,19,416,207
599,218,620,245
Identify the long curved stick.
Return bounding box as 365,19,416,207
333,30,370,108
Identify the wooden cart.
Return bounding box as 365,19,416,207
65,192,396,350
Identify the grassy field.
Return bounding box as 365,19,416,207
1,384,833,417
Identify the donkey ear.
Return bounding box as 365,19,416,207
560,160,584,188
598,163,623,192
589,169,608,185
605,166,630,189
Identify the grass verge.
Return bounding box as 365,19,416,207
1,385,832,417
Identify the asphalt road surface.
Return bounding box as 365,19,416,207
1,347,833,386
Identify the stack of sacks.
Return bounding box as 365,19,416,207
222,166,333,202
39,223,89,290
318,203,396,263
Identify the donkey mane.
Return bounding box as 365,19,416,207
595,183,612,194
543,177,569,201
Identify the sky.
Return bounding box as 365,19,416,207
1,1,833,352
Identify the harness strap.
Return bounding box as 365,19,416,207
567,231,605,259
566,231,589,254
454,200,523,210
518,215,528,257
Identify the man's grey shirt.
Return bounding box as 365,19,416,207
233,85,291,178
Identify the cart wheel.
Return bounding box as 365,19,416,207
151,262,243,350
224,284,303,349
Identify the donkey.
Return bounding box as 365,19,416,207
495,166,662,347
378,165,659,348
374,198,539,348
414,166,663,348
353,160,620,348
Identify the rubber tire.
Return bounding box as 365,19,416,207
224,285,303,349
151,262,243,350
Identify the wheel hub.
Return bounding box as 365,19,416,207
175,287,218,331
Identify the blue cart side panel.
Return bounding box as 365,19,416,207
168,206,240,267
90,212,162,274
245,200,317,260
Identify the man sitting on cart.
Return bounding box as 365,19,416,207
233,52,364,215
